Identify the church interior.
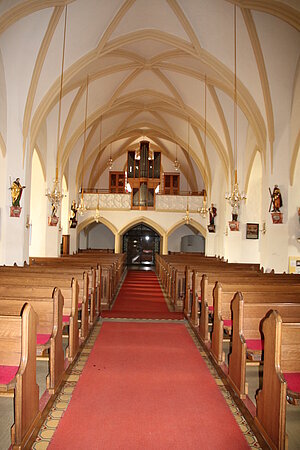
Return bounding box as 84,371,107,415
0,1,299,449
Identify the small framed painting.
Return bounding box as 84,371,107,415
246,223,259,239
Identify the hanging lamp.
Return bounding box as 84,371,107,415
174,143,180,171
77,75,90,216
183,119,191,224
199,75,209,218
107,142,113,170
225,5,246,218
94,116,102,223
46,6,68,207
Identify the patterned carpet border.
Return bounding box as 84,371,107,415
31,323,103,449
32,317,261,449
102,317,184,323
185,321,261,449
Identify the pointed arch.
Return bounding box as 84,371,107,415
118,216,166,237
0,132,6,157
290,130,300,186
33,144,46,181
166,219,207,238
244,145,263,196
77,215,118,236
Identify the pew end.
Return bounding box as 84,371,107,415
0,303,41,450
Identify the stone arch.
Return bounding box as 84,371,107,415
77,215,118,236
166,218,207,239
118,216,167,255
244,145,263,196
118,216,166,237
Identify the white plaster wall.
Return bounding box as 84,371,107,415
79,229,88,250
290,61,300,170
168,224,199,253
181,234,205,253
240,151,262,263
288,150,300,258
83,223,115,250
61,176,69,235
29,149,47,257
0,49,7,149
0,149,6,263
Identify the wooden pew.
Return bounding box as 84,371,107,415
0,267,92,338
0,288,64,394
29,256,117,312
255,310,300,450
0,303,40,450
195,273,300,344
211,282,300,365
227,292,300,399
0,278,80,361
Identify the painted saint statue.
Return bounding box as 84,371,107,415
270,185,283,212
10,178,25,207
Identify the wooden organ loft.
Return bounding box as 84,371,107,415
109,140,180,210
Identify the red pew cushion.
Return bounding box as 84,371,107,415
246,339,264,351
37,334,51,345
208,306,214,312
0,365,18,385
63,315,70,324
223,319,232,327
284,373,300,393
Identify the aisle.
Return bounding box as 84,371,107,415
47,322,253,450
102,269,183,319
32,269,259,449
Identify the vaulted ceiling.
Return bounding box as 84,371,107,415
0,0,299,193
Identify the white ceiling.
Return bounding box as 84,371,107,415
0,0,299,192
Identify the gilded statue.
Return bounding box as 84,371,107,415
10,178,25,207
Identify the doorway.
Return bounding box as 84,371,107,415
123,223,160,266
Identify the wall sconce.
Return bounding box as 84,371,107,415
260,222,266,235
25,215,31,229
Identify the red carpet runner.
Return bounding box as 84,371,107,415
49,322,250,449
102,269,183,319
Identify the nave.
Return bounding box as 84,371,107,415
30,269,259,449
1,252,300,449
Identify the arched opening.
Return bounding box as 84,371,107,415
123,223,160,266
168,223,205,253
29,149,46,257
79,222,115,251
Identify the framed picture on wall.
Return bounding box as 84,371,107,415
246,223,259,239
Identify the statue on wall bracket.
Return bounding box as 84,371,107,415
269,185,283,224
207,203,217,233
229,204,240,231
9,177,26,217
48,202,59,226
69,200,78,228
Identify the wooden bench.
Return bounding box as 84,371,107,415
0,267,92,338
255,310,300,450
211,282,300,365
227,292,300,399
0,278,80,361
0,303,40,450
0,288,65,394
29,257,113,314
193,273,300,344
